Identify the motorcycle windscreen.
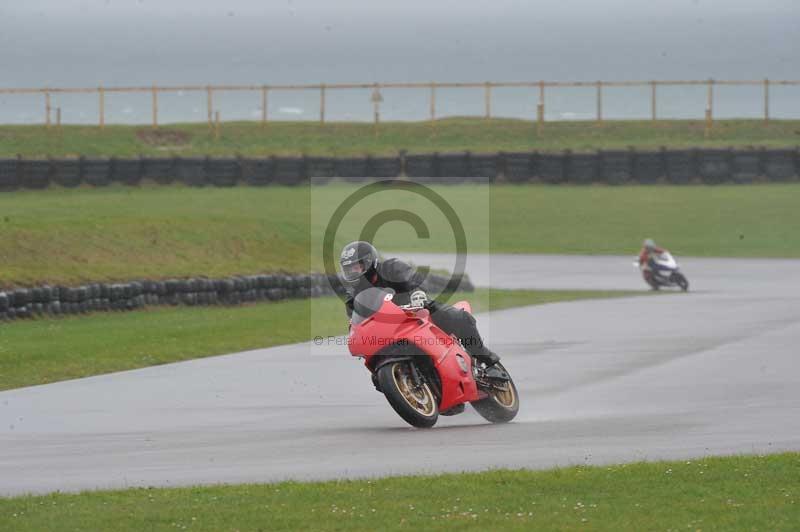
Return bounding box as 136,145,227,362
352,287,397,325
654,252,676,268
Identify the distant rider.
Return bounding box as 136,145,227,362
638,238,666,286
338,240,500,368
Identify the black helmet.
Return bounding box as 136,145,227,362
339,241,379,283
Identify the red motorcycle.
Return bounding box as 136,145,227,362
348,287,519,428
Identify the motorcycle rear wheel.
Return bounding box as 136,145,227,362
471,363,520,423
377,361,439,428
643,272,660,290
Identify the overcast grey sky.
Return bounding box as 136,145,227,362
1,1,797,122
2,0,797,85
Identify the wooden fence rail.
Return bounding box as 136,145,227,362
1,79,798,131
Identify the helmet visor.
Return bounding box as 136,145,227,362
340,258,370,282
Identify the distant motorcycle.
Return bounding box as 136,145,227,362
634,251,689,291
348,287,519,428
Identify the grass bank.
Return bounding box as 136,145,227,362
1,118,799,157
0,183,798,287
0,288,640,390
1,453,797,531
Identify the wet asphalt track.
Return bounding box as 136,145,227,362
1,255,799,495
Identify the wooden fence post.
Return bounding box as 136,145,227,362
261,85,268,126
56,107,62,129
214,111,221,140
596,80,603,124
98,86,105,129
650,81,657,122
151,84,158,129
484,82,492,119
707,78,714,119
429,82,436,122
45,91,51,129
371,83,382,136
763,78,770,124
537,81,545,136
705,78,714,137
206,86,213,128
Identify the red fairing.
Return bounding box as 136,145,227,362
348,300,410,358
349,299,480,411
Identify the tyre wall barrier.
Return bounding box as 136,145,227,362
307,156,336,183
697,149,731,185
537,152,565,183
176,157,207,187
762,148,797,182
51,158,82,187
82,157,112,186
565,151,598,184
335,157,369,182
272,156,307,185
0,271,472,322
437,152,470,181
731,149,760,184
599,150,633,185
142,156,176,184
633,150,665,184
0,148,796,192
20,159,52,189
112,157,142,185
404,153,437,182
664,149,696,184
241,157,274,185
469,152,499,182
503,152,534,183
367,155,402,178
206,157,240,187
0,158,19,189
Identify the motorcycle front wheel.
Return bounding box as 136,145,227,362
672,272,689,292
377,361,439,428
471,363,520,424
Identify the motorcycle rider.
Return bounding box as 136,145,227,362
638,238,666,287
338,240,500,368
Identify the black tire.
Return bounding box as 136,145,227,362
673,272,689,292
377,361,439,428
471,363,520,423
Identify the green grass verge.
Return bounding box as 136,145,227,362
1,118,799,157
1,183,798,287
0,288,639,391
2,453,797,531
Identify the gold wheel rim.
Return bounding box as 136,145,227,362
492,383,517,408
490,366,517,408
391,363,436,417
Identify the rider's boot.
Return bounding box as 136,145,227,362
471,347,509,380
470,346,500,367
